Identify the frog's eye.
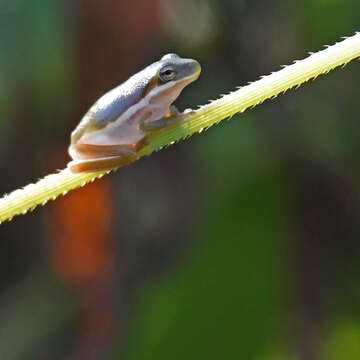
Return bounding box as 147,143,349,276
159,66,177,82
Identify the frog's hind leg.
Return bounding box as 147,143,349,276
68,144,139,173
68,153,137,173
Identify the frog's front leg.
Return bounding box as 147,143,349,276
168,105,196,117
139,106,186,131
167,105,181,117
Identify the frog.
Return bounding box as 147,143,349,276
67,53,201,173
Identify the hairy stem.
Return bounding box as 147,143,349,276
1,32,360,223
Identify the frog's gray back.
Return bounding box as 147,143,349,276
89,66,157,128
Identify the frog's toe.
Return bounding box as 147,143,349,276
183,108,195,115
169,105,180,116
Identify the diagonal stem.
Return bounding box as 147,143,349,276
1,32,360,224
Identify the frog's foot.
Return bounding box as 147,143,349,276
139,106,189,132
182,108,195,115
167,105,180,117
140,116,180,131
167,105,195,117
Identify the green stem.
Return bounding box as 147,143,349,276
1,32,360,224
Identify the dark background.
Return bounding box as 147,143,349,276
0,0,360,359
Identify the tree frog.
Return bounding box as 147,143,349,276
68,54,201,173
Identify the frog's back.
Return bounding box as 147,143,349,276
90,71,152,127
71,64,157,144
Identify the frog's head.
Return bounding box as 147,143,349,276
157,53,201,85
143,53,201,106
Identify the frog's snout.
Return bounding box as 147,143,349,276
191,60,201,77
186,60,201,81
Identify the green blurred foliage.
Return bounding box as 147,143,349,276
0,0,71,144
0,0,360,359
324,322,360,360
127,117,288,360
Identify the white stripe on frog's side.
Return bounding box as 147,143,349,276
114,80,179,121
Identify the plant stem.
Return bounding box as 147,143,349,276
1,32,360,224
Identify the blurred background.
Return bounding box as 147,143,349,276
0,0,360,359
